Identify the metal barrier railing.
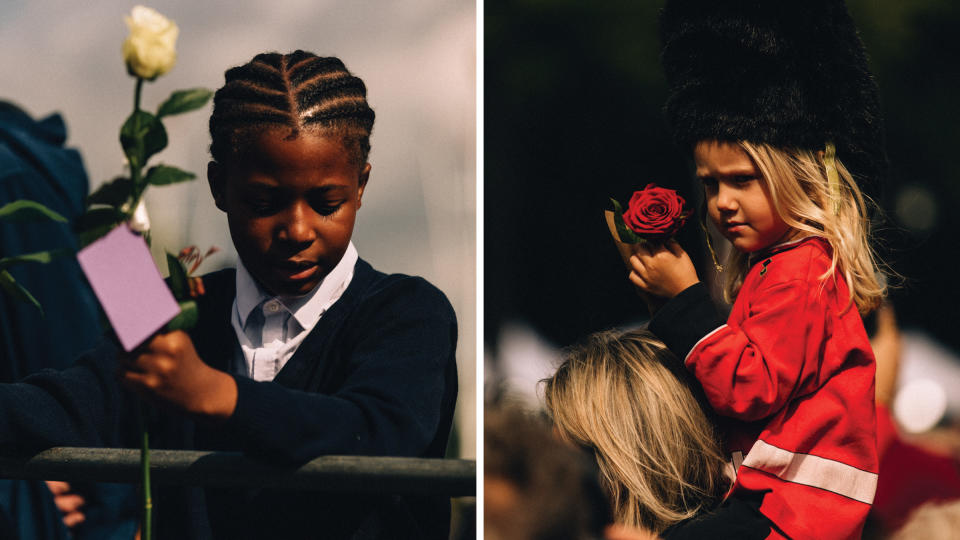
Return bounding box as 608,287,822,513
0,448,475,496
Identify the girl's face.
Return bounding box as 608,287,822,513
694,141,794,253
208,131,369,297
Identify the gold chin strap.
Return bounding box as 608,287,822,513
699,198,724,273
824,141,842,215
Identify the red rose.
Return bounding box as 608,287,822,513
622,183,690,239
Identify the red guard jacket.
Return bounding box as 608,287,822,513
651,237,878,540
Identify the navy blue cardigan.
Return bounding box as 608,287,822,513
0,259,459,539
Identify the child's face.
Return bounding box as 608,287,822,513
208,131,369,297
694,140,793,253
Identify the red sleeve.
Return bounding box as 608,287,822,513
686,278,826,421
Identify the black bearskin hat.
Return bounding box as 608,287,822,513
660,0,886,198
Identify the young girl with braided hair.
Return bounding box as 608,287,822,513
629,1,887,538
0,51,458,540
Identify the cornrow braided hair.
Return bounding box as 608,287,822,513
209,50,374,167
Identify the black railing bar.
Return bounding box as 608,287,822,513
0,448,475,496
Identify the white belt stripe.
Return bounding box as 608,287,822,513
741,439,877,504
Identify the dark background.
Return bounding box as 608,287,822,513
485,0,960,353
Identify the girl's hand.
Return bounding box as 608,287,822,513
118,330,237,420
46,481,86,529
629,240,700,298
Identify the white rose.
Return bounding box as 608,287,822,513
122,6,178,80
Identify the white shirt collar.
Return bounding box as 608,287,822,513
234,242,359,330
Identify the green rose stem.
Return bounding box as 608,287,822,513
139,401,152,540
131,77,143,206
130,77,147,220
130,75,154,540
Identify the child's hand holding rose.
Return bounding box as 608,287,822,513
118,331,237,420
608,184,699,305
629,240,699,298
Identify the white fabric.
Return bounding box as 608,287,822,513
741,439,878,504
230,243,358,381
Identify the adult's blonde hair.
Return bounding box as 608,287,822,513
542,329,728,534
720,141,885,314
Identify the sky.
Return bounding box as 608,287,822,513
0,0,476,456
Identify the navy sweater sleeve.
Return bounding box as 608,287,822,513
0,339,132,453
222,275,457,463
649,282,725,360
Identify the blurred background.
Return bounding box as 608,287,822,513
485,0,960,434
0,0,476,458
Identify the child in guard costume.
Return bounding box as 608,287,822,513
629,1,888,538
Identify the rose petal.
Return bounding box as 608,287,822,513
622,184,690,238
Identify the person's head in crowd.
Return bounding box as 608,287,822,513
890,499,960,540
485,405,612,540
543,329,729,534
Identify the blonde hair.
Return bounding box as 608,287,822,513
720,141,885,314
542,329,728,534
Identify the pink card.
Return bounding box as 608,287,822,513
77,224,181,351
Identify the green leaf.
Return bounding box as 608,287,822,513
75,206,125,232
77,223,121,248
610,198,641,244
0,270,42,315
120,110,168,170
0,200,67,223
0,248,72,271
157,88,214,118
164,300,198,332
166,252,189,300
145,165,195,186
87,177,134,207
75,207,125,248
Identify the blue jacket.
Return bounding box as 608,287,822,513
0,102,101,379
0,103,136,540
